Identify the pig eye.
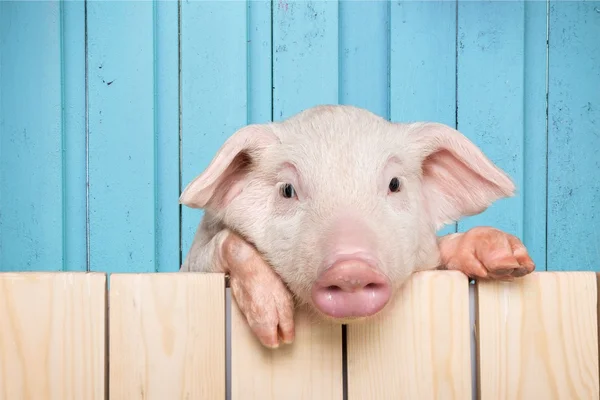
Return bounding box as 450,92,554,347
388,177,401,193
280,183,296,199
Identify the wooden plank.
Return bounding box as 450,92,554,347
231,303,343,400
180,0,248,256
477,272,599,399
522,0,549,270
154,0,180,272
87,1,156,273
248,0,272,125
0,1,64,271
339,0,388,118
347,271,472,399
108,272,225,399
389,0,457,237
62,0,88,271
0,272,106,399
456,1,527,236
273,0,339,120
547,1,600,271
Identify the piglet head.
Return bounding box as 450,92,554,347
181,105,515,322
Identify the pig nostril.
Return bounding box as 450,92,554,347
365,283,379,289
326,285,343,292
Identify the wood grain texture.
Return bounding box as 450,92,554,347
347,271,472,400
477,272,599,399
0,272,106,400
109,273,225,400
231,303,343,400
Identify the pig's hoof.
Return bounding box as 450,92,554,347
222,231,296,348
229,274,295,349
440,227,535,280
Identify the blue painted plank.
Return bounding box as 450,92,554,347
87,1,156,273
456,1,527,237
339,0,389,119
523,1,548,270
273,0,339,120
389,0,457,236
155,0,180,272
248,0,273,125
547,0,600,271
0,1,3,268
180,1,248,259
62,0,87,271
0,1,64,271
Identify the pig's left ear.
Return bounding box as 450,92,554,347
180,124,278,210
406,122,515,230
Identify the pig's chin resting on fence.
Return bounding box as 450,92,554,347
179,104,535,347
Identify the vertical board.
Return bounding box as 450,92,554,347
523,1,549,270
62,0,88,272
0,272,106,399
248,0,273,125
390,0,456,124
87,1,156,273
180,1,248,258
0,2,64,271
154,0,180,272
339,0,389,118
456,1,527,237
109,273,226,399
477,272,599,399
231,304,343,399
547,1,600,271
389,0,458,237
273,0,339,120
347,271,472,399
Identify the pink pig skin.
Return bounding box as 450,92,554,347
179,105,535,347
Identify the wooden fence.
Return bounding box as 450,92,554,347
0,270,598,399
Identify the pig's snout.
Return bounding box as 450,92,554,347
311,256,391,319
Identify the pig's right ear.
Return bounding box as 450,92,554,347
179,124,277,210
406,122,516,230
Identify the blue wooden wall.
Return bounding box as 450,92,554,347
0,0,599,274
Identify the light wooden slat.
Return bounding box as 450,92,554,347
347,270,472,399
0,272,106,400
108,272,225,400
477,271,599,399
231,303,343,399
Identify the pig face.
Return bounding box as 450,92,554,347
181,105,514,322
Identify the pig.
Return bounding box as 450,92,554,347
179,105,535,348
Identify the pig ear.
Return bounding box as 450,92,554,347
180,124,278,210
406,122,516,230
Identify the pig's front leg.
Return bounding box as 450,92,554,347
437,226,535,280
182,229,295,349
